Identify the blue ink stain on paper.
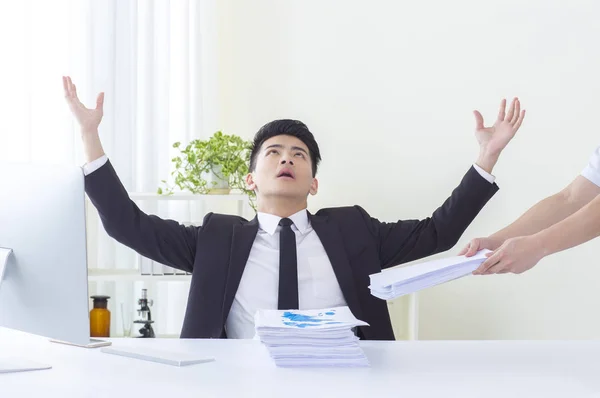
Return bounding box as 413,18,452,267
281,310,340,328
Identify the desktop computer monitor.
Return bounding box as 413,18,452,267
0,162,91,348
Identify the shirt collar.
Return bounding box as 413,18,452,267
257,209,309,235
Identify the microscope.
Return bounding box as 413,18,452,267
133,288,155,338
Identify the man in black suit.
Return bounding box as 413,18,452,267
63,76,525,340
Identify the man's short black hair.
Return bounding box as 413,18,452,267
249,119,321,177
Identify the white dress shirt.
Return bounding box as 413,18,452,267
83,154,496,338
582,146,600,187
225,210,348,338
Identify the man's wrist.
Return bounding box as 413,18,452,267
81,128,99,137
476,150,500,174
81,130,106,164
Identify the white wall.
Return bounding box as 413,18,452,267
216,0,600,340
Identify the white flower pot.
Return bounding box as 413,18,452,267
201,164,230,194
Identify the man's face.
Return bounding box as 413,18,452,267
246,135,318,199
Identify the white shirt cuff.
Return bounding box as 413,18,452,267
581,146,600,187
582,167,600,187
472,163,495,184
82,155,108,176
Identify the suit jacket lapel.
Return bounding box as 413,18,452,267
221,217,259,327
310,213,364,320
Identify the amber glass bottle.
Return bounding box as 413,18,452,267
90,295,111,337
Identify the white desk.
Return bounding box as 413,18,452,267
2,328,600,398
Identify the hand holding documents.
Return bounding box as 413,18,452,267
254,306,370,368
369,249,492,300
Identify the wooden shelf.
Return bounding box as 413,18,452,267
88,268,191,282
127,192,248,201
111,334,181,339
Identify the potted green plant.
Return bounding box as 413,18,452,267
158,131,256,209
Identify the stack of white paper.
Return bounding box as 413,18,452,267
369,249,491,300
254,306,370,368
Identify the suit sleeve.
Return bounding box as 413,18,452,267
85,160,202,273
360,166,498,269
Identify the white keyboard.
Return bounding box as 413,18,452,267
101,345,214,367
0,358,52,373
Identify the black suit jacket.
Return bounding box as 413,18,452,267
85,161,498,340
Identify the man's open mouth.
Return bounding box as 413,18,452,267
277,169,295,179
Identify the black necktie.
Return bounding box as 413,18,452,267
278,218,299,310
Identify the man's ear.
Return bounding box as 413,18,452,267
309,178,318,196
246,173,257,191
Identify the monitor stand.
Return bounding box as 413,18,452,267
0,247,12,290
1,250,49,373
1,247,110,369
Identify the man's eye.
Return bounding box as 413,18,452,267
295,153,305,158
267,150,279,155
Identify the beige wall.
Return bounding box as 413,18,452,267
216,0,600,339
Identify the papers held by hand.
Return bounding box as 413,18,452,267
369,249,491,300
